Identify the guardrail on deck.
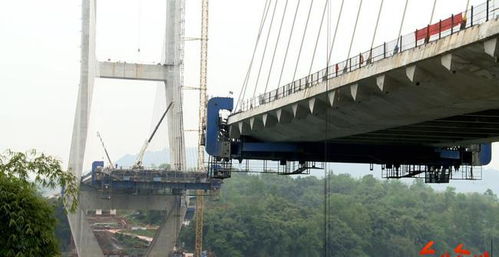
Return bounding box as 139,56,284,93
238,0,497,112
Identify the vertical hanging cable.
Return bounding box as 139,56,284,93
263,0,290,94
235,0,271,110
277,0,302,88
308,0,330,75
324,2,332,257
346,0,364,60
252,0,280,98
137,0,142,57
292,0,315,82
327,0,345,65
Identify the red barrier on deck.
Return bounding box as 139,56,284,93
416,13,465,41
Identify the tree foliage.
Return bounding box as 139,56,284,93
0,150,79,257
180,173,499,257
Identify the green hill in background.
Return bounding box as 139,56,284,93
180,173,499,257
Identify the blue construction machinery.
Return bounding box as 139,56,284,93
204,97,492,183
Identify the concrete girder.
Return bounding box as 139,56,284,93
229,124,240,138
308,98,316,113
98,62,173,81
335,86,356,105
376,74,402,94
350,84,358,101
308,96,330,115
79,187,172,210
440,54,455,72
484,37,499,58
291,103,308,119
276,108,293,123
249,116,264,131
238,121,251,135
262,113,278,128
348,78,382,103
405,65,433,85
328,91,336,107
262,113,269,127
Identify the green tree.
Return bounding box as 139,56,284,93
0,150,78,257
179,173,499,257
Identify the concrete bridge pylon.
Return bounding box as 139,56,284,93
67,0,187,255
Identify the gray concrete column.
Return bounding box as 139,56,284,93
67,207,105,257
68,0,98,255
164,0,186,171
145,195,188,257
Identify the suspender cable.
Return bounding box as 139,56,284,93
308,0,330,75
324,3,332,257
396,0,410,47
253,0,280,98
292,0,315,82
263,0,290,94
346,0,364,60
235,0,271,110
277,0,301,88
327,0,345,65
136,0,143,59
429,0,438,24
464,0,471,19
370,0,384,51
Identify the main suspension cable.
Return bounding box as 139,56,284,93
264,0,290,94
327,0,345,65
276,0,302,89
346,0,364,60
308,0,330,75
235,0,271,110
292,0,315,82
252,0,280,98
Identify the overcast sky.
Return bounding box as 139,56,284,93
2,0,499,171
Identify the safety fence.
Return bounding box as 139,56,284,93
238,0,498,112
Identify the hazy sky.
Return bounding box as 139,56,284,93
2,0,499,171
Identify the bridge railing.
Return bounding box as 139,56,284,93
238,0,496,113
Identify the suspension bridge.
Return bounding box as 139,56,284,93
67,0,499,256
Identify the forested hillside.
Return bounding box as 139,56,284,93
180,174,499,257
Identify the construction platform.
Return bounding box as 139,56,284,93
81,162,223,192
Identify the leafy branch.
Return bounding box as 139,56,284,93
0,150,79,212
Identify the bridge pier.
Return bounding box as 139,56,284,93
71,185,186,257
145,195,187,257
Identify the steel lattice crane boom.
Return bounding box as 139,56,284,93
134,102,174,169
195,0,209,256
96,132,114,169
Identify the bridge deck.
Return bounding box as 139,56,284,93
82,168,222,191
229,5,499,147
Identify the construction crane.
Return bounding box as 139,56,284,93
96,132,114,170
195,0,209,256
133,102,174,169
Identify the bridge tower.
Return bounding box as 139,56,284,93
67,0,187,256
